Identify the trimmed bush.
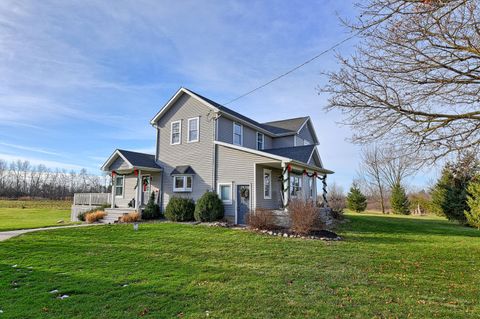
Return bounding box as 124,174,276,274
246,209,276,230
194,191,224,222
165,197,195,221
85,211,107,223
142,192,161,220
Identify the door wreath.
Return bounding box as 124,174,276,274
240,187,250,199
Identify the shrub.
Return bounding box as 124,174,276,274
142,192,161,220
165,197,195,221
289,199,319,235
465,178,480,229
194,191,224,222
391,183,410,215
246,209,276,230
85,211,107,223
327,182,346,219
77,203,110,221
120,212,141,223
346,184,367,213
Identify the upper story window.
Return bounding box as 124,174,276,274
171,120,181,145
256,132,264,150
188,117,199,143
233,122,243,146
115,176,124,197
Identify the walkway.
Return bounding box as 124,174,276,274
0,224,97,242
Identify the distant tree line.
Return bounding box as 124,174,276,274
0,159,109,200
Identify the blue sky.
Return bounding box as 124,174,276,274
0,1,436,190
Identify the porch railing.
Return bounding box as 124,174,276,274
73,193,111,206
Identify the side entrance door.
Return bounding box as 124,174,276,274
236,185,250,224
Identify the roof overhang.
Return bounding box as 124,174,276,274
214,141,333,174
100,149,163,172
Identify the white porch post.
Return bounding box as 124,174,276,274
281,163,290,209
111,174,115,208
313,175,318,203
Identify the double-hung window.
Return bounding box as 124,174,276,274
218,183,232,204
256,132,264,150
115,176,124,197
188,117,199,143
171,120,181,145
173,175,193,192
264,169,271,199
290,175,302,197
233,122,243,146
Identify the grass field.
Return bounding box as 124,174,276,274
0,200,72,231
0,212,479,318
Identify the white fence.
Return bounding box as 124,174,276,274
73,193,111,206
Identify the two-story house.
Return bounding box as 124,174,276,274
100,87,333,224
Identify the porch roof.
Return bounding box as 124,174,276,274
101,149,163,172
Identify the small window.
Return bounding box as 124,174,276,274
256,132,264,150
171,120,181,145
233,122,243,146
218,183,232,204
290,175,302,197
264,169,271,199
173,175,193,192
188,117,199,143
115,176,124,197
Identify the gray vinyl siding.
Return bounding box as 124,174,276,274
109,156,130,170
154,93,215,210
295,135,305,146
272,135,295,148
308,151,322,167
217,116,273,150
114,173,137,207
298,122,315,144
255,165,283,210
216,145,283,222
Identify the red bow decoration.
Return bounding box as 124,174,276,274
134,169,139,176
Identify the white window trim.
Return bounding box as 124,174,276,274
115,175,125,198
218,182,233,204
172,175,193,192
256,132,264,150
187,117,200,143
233,122,243,146
170,120,182,145
263,169,272,199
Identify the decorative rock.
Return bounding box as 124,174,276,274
49,289,59,294
267,231,273,235
11,264,17,268
57,220,65,224
283,233,288,238
57,295,69,299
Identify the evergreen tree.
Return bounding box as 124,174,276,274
465,178,480,230
142,191,161,220
346,184,367,213
431,155,479,224
390,183,410,215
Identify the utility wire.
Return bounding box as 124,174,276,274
223,31,361,105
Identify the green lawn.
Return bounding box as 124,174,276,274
0,208,73,231
0,213,479,318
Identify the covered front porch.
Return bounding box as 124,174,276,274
101,149,163,213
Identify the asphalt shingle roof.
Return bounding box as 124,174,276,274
170,165,196,175
186,89,304,135
263,145,316,165
117,149,162,170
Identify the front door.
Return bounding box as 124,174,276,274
142,175,151,205
237,185,250,224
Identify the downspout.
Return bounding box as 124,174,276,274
212,113,221,192
152,122,163,210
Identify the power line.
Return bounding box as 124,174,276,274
223,31,361,105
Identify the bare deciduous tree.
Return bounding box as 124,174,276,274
322,0,480,163
360,146,387,213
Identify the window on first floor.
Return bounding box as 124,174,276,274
218,183,232,204
264,169,271,199
115,176,124,197
173,175,193,192
290,175,302,197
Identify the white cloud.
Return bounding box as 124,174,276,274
0,142,62,156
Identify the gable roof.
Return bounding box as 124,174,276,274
263,145,317,165
170,165,196,175
150,88,318,140
101,149,162,171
